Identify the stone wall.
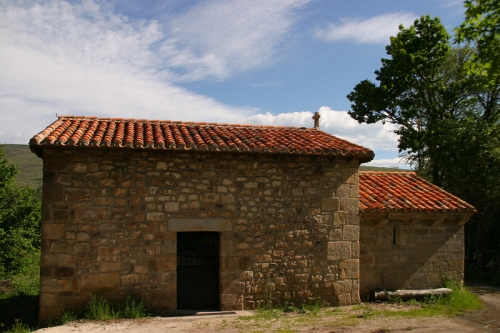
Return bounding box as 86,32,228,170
359,216,467,300
39,148,361,325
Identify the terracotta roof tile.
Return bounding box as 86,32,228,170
30,116,374,161
359,172,476,214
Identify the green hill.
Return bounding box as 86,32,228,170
1,144,410,191
2,144,43,190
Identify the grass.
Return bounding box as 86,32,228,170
0,319,32,333
357,279,483,319
0,252,40,299
227,279,483,333
82,295,149,321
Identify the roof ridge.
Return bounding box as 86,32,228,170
55,115,316,131
360,171,416,175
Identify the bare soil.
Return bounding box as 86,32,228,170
30,286,500,333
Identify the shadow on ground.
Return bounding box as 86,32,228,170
0,296,38,332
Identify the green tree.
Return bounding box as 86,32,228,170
347,14,500,272
347,16,465,180
0,146,41,278
456,0,500,83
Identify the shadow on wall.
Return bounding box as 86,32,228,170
360,218,464,300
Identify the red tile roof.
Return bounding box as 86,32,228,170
359,172,476,214
30,116,374,161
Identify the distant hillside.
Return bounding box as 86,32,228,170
1,144,410,190
2,144,43,190
359,165,411,172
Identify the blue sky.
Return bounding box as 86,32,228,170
0,0,467,167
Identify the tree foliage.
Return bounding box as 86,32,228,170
456,0,500,84
0,146,41,278
347,13,500,272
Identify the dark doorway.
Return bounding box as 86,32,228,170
177,232,219,310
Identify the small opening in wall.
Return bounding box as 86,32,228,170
393,226,396,245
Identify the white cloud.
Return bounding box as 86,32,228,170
314,12,417,44
165,0,310,81
0,0,308,143
244,106,399,151
363,158,412,169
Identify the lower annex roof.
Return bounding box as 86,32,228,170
359,172,476,214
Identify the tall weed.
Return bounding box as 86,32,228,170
0,319,32,333
83,295,149,321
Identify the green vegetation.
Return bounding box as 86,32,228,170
82,295,149,321
347,5,500,276
0,319,32,333
230,280,482,333
0,146,41,280
0,252,40,299
375,280,483,317
1,145,42,190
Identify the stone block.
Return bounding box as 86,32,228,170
157,162,168,170
42,254,75,266
165,202,180,212
333,211,350,225
53,210,69,223
343,173,358,185
42,224,65,240
146,212,165,222
221,257,250,271
342,225,359,241
349,185,359,198
223,282,245,294
222,194,235,203
295,274,310,283
341,198,359,211
340,259,359,279
204,193,220,202
333,279,352,295
168,218,231,231
161,240,176,254
335,184,350,198
80,273,120,294
75,207,109,221
54,267,75,278
39,307,64,327
74,242,90,253
121,274,139,285
64,188,90,201
39,293,58,308
240,271,253,280
98,263,122,272
71,162,88,173
321,197,340,211
327,241,351,260
41,278,72,292
221,239,236,257
148,255,176,271
161,271,177,285
255,254,272,263
42,184,64,202
337,293,352,306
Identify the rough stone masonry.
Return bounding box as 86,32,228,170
39,148,361,324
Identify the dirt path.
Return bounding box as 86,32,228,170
33,287,500,333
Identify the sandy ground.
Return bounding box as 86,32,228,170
33,286,500,333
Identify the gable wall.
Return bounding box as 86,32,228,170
39,148,361,325
359,217,465,299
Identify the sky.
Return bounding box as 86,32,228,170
0,0,467,168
